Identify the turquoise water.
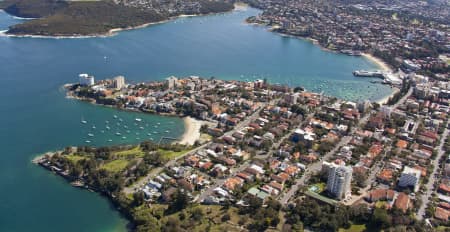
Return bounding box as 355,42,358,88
0,7,392,232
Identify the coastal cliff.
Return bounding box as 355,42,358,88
0,0,234,37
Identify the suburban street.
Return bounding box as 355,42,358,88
417,122,449,220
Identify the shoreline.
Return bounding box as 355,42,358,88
0,4,240,39
179,116,204,145
376,87,400,105
361,53,392,73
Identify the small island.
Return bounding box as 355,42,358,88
0,0,234,37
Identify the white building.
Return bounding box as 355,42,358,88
166,76,178,90
113,76,125,90
79,73,94,86
398,166,421,192
323,161,352,200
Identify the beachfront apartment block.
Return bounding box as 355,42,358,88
398,166,422,192
324,161,353,200
79,73,95,86
113,76,125,90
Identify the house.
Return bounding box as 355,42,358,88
177,178,194,192
394,193,410,213
435,207,449,221
396,140,408,149
365,189,395,202
223,177,244,193
208,127,224,137
377,169,395,185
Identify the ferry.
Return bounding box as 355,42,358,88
352,70,384,78
135,118,142,122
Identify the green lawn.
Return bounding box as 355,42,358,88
66,154,86,163
375,201,388,208
114,146,144,158
158,148,191,160
339,224,366,232
101,159,129,172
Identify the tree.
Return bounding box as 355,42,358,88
166,190,189,214
353,170,368,188
132,191,145,207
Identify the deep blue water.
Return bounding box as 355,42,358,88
0,7,392,232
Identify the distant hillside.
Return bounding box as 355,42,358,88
0,0,234,36
0,0,68,18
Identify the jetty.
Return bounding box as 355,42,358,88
353,70,402,85
352,70,384,78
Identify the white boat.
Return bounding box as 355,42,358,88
85,140,91,143
122,136,127,139
113,115,118,119
108,139,112,142
127,130,130,133
105,120,109,124
135,118,142,122
165,130,169,133
147,133,151,136
119,118,123,122
106,126,110,130
157,122,161,125
101,130,104,133
81,120,87,124
88,133,94,137
92,125,96,129
115,132,121,136
139,127,144,130
150,138,154,141
153,131,158,134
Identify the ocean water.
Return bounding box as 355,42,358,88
0,7,392,232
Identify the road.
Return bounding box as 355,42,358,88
417,122,449,220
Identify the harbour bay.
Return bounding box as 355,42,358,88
0,6,393,232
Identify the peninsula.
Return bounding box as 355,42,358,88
0,0,234,36
36,73,450,231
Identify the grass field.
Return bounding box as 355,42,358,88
113,146,144,158
101,159,129,172
158,148,191,160
339,224,366,232
65,154,86,163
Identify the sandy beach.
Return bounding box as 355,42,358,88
362,53,392,72
376,87,400,105
179,116,204,145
